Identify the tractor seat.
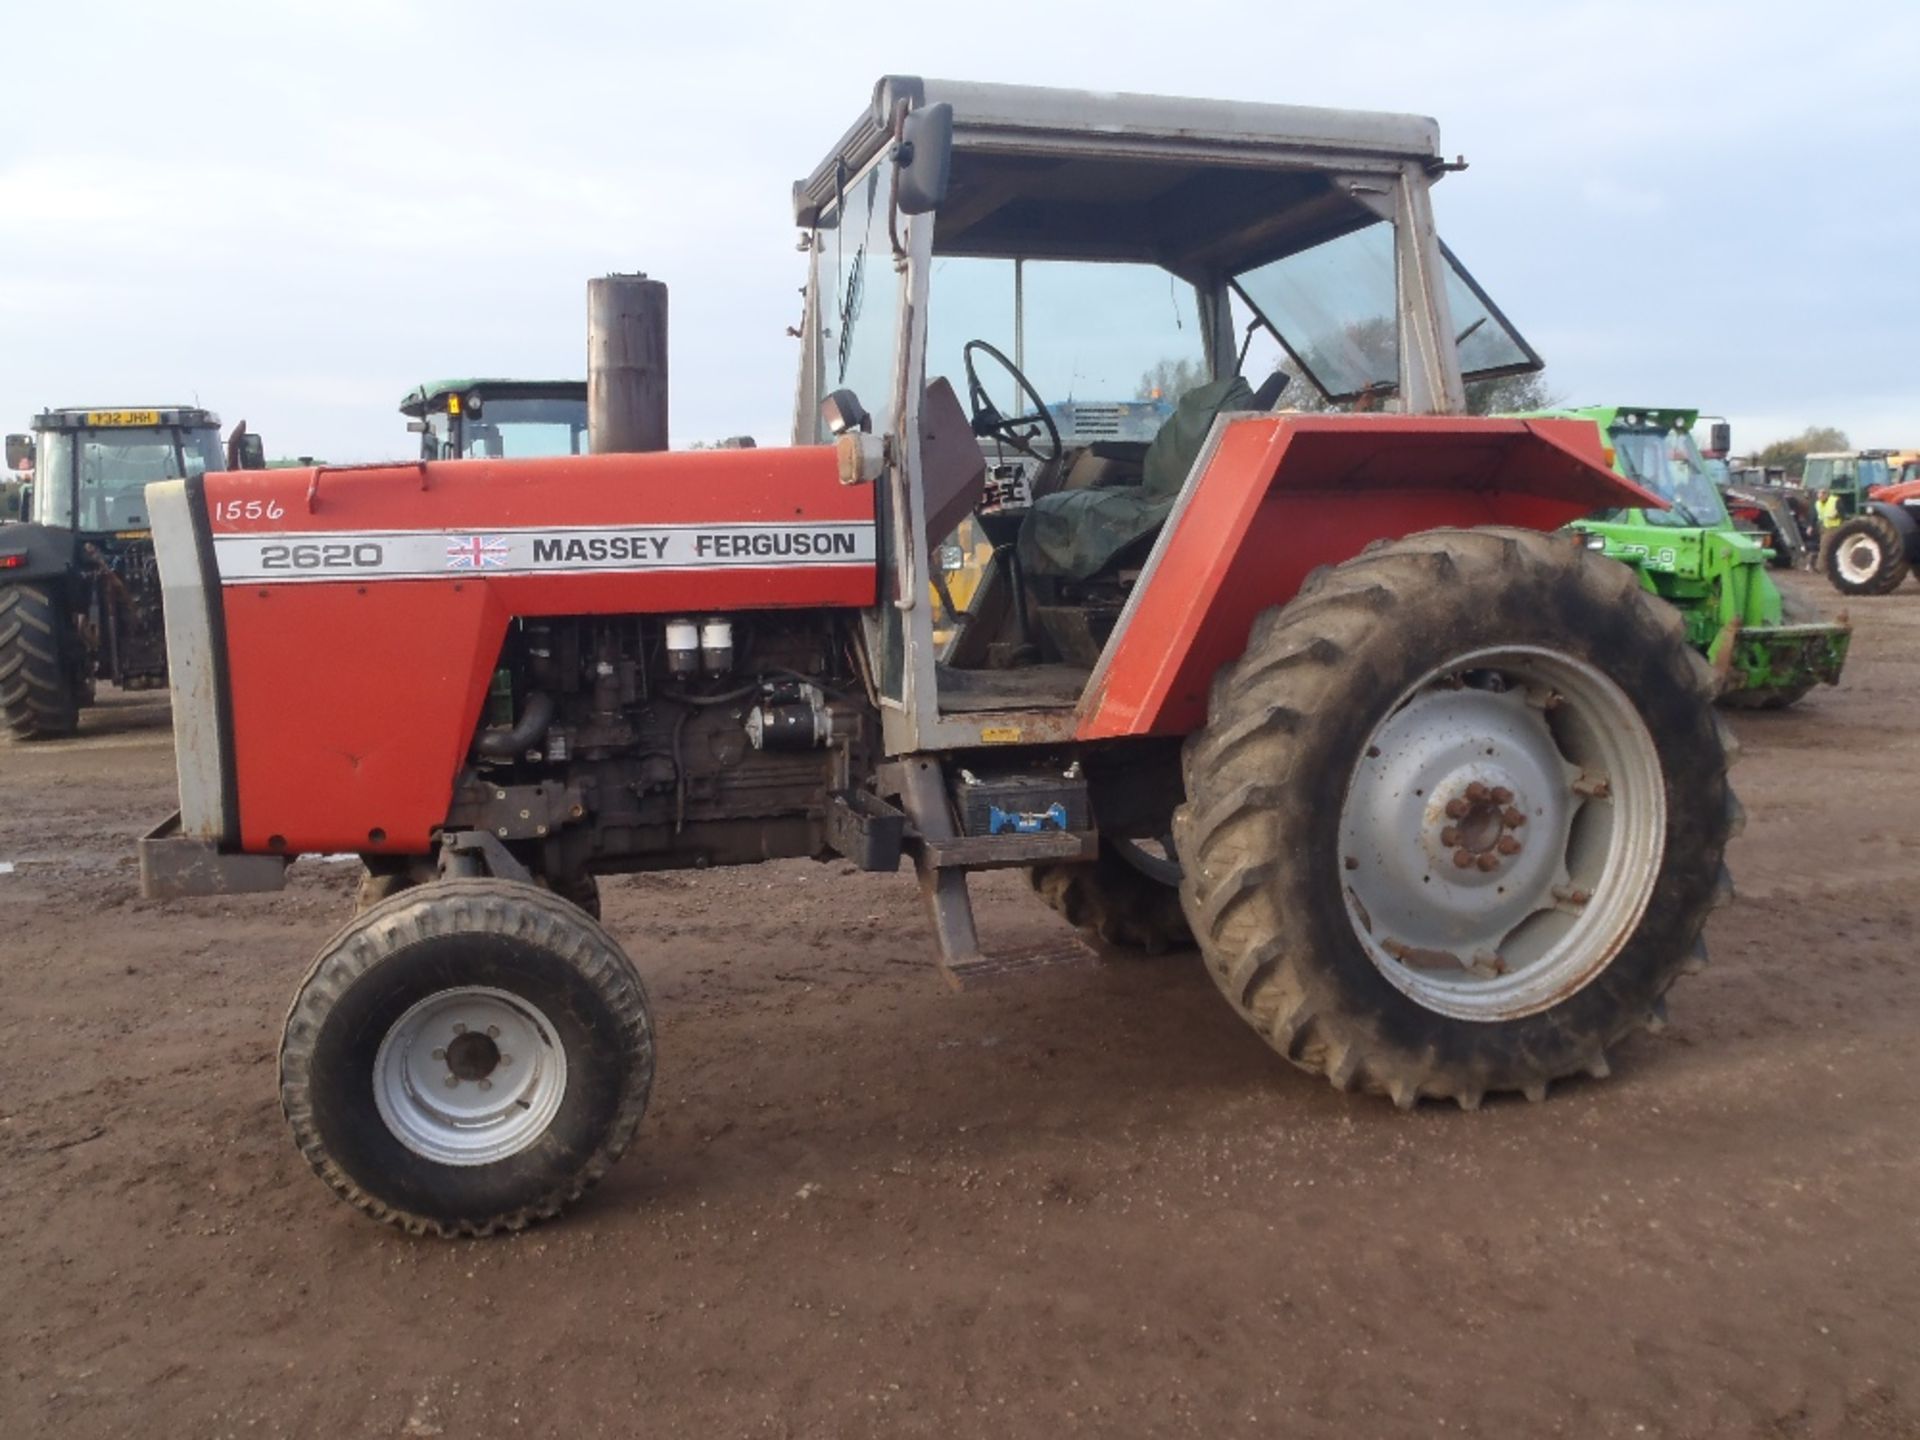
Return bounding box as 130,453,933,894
1017,374,1256,581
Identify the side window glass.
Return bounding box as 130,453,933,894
817,163,902,440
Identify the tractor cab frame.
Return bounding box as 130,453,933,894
787,78,1544,760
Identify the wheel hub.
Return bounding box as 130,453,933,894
1839,536,1882,583
373,986,568,1166
1339,648,1666,1021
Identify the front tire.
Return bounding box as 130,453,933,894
0,583,80,740
1174,528,1738,1109
281,878,654,1236
1825,515,1909,595
1031,840,1192,955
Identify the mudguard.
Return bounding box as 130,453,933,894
158,448,876,856
1077,414,1660,739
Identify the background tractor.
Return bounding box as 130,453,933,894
1821,476,1920,595
140,77,1739,1238
1547,406,1849,708
402,378,588,460
0,406,263,739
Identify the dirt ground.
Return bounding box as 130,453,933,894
4,569,1919,1439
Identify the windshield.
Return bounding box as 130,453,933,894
1859,456,1891,492
1231,224,1537,403
1610,425,1729,528
925,257,1206,430
35,425,221,530
425,398,588,460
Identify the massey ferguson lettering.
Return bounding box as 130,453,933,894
532,535,673,565
694,531,860,560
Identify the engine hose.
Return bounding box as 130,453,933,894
474,690,555,759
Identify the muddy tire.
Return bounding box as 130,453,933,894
281,878,654,1236
0,583,80,740
1173,527,1739,1109
1031,841,1192,955
1825,514,1909,596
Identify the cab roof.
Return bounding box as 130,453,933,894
400,379,586,416
34,406,219,430
795,77,1450,272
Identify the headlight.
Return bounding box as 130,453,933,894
1582,533,1608,551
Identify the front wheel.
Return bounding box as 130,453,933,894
1174,528,1739,1109
281,878,654,1236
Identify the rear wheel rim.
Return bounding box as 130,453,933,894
373,986,569,1165
1337,646,1666,1022
1838,535,1883,584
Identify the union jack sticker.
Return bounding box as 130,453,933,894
446,535,508,570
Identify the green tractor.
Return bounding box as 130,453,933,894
400,378,587,460
0,406,265,739
1542,406,1850,710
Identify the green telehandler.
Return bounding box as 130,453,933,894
1539,406,1850,709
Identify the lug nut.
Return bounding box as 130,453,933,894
1452,849,1474,869
1503,807,1526,827
1476,854,1499,872
487,1025,501,1038
431,1048,446,1061
452,1023,467,1035
444,1075,460,1088
1466,782,1489,802
1497,836,1522,856
1441,826,1460,846
1343,855,1359,871
499,1054,513,1066
1490,786,1513,805
1445,798,1470,819
478,1079,493,1092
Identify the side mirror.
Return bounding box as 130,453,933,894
821,389,872,436
1708,421,1731,458
894,103,952,216
4,433,30,471
239,434,267,470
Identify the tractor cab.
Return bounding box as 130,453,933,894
1581,407,1732,529
1803,450,1894,521
402,379,588,461
29,407,232,536
791,78,1544,752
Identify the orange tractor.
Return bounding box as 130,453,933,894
140,78,1739,1236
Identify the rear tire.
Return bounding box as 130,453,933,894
281,878,654,1236
1174,527,1738,1109
1825,515,1909,595
0,583,80,740
1031,840,1192,955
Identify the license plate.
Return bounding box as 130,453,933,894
85,410,160,427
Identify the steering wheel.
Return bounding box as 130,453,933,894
962,340,1063,465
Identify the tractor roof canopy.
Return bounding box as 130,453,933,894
400,380,586,417
34,406,220,432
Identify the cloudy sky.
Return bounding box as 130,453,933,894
2,0,1913,461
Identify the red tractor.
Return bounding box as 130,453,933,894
140,78,1739,1236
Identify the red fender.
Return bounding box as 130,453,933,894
1075,414,1659,739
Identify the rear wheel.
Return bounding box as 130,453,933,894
0,583,80,740
1031,838,1192,955
1825,515,1909,595
281,878,654,1236
1174,527,1738,1109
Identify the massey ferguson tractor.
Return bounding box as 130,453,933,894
139,78,1740,1237
0,406,264,739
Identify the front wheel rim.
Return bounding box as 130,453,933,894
1338,646,1666,1023
1838,535,1883,584
373,986,569,1165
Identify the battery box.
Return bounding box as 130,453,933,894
952,766,1090,837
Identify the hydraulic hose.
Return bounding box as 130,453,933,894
474,690,555,759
